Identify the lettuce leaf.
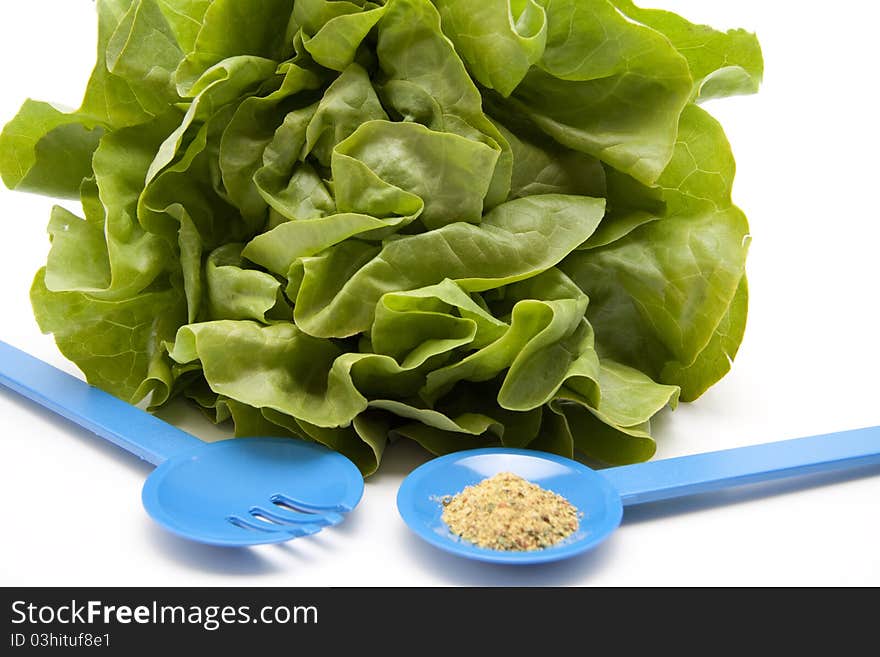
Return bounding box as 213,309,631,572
1,0,761,474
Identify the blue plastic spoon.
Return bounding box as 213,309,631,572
0,341,363,547
397,427,880,564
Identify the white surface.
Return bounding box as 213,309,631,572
1,0,879,587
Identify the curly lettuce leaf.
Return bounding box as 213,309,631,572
31,269,185,405
432,0,548,97
292,194,605,337
562,104,750,400
1,0,760,473
609,0,763,102
479,0,694,185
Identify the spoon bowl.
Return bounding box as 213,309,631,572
397,449,622,564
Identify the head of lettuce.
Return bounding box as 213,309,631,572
0,0,762,475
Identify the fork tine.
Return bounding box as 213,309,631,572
226,515,289,533
271,493,355,514
251,505,343,527
229,514,321,537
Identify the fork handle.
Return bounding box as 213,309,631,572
601,424,880,506
0,340,203,465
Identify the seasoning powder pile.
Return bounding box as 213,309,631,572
441,472,579,551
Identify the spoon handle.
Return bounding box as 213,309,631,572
601,425,880,506
0,341,203,466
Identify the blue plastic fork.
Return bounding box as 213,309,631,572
0,340,364,546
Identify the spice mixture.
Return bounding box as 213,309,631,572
441,472,579,551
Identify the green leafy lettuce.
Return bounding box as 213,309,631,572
0,0,761,474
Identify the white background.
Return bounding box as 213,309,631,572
1,0,878,586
